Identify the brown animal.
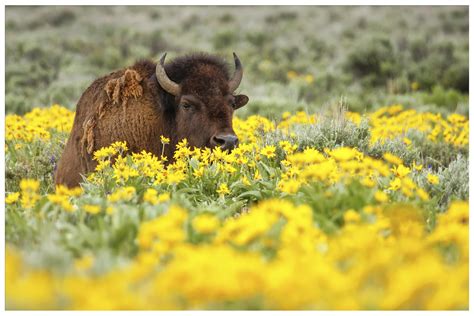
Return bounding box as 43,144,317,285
54,52,249,187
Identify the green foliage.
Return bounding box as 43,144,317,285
429,156,469,210
420,85,468,111
345,37,397,85
5,135,67,194
213,30,240,51
295,181,375,233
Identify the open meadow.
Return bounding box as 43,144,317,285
5,6,469,310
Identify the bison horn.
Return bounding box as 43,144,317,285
156,53,181,96
228,52,243,93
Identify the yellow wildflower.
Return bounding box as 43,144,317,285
193,166,205,178
361,177,376,188
93,146,117,161
157,193,171,203
20,179,40,192
304,74,314,84
392,164,411,178
192,214,220,234
241,176,251,186
83,204,101,215
216,183,230,196
6,192,20,204
427,174,440,185
412,162,423,171
107,186,136,203
143,188,159,205
330,147,356,161
344,209,361,224
388,178,402,191
20,179,40,209
383,153,403,165
287,70,298,80
277,179,301,194
375,190,389,203
111,141,128,152
416,188,430,201
160,135,170,145
260,145,276,159
279,141,297,154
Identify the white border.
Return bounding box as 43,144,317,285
2,1,473,5
1,2,6,314
2,2,472,315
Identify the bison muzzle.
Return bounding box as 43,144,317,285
54,52,249,188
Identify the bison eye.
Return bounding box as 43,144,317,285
181,103,192,110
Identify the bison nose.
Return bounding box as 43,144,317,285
211,134,239,150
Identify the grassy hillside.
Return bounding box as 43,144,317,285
6,6,469,117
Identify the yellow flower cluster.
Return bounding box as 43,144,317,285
233,115,275,144
47,185,83,212
143,188,170,205
4,105,469,310
192,213,220,234
6,247,57,310
428,201,468,258
6,105,73,142
19,179,41,209
90,139,259,190
278,146,430,201
5,105,467,151
287,70,315,84
88,137,436,205
6,200,468,310
6,192,20,204
277,111,317,130
137,205,188,252
363,104,468,147
107,186,136,203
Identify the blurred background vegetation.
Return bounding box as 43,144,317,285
6,6,469,118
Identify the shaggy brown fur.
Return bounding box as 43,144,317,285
55,53,249,188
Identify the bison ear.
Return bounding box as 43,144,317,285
234,94,249,110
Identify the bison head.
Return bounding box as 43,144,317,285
156,53,249,151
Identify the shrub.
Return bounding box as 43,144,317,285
345,37,397,86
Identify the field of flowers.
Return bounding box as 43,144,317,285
5,103,469,310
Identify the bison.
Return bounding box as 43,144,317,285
54,52,249,188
